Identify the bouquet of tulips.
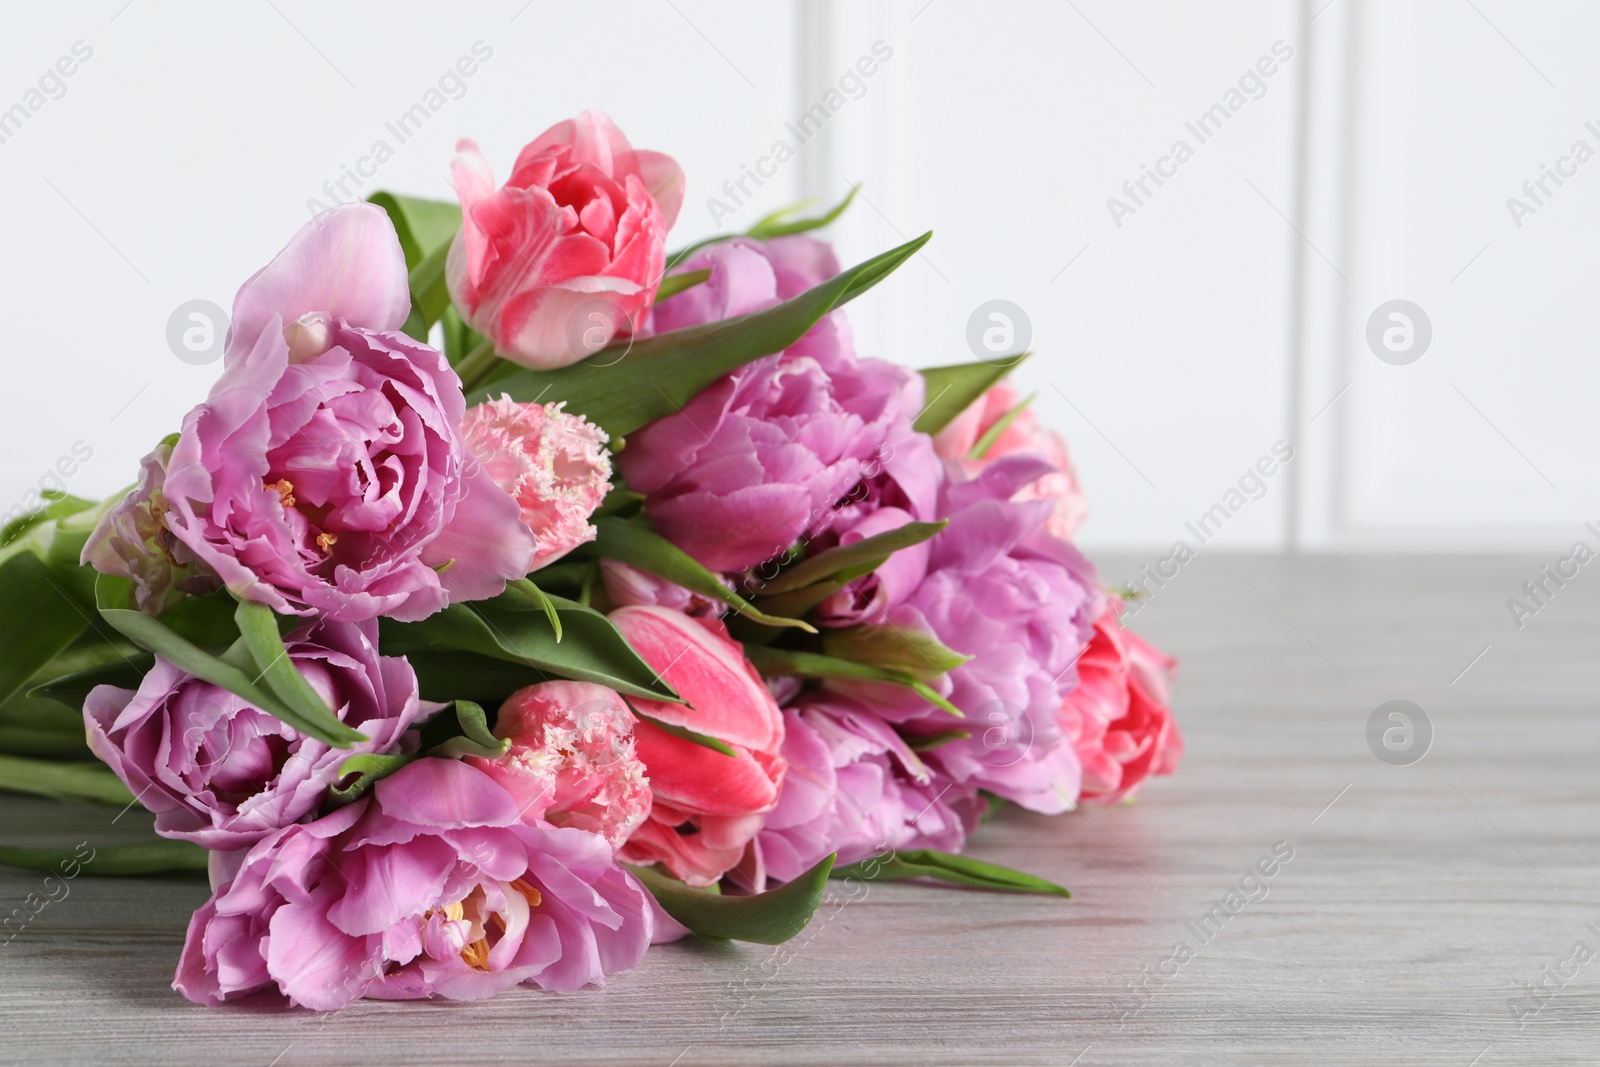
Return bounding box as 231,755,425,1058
0,112,1182,1009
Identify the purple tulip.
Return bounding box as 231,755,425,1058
84,618,433,850
116,203,536,623
748,696,984,890
174,758,653,1008
619,236,926,573
838,456,1102,813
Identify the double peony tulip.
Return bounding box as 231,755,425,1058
621,236,929,574
1059,599,1184,804
84,618,431,850
607,606,786,886
175,758,652,1008
748,695,983,890
840,456,1101,814
447,112,684,368
92,202,537,623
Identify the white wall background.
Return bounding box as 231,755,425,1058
0,1,1589,555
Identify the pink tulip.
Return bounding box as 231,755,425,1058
607,606,786,886
447,112,684,369
934,383,1088,542
469,681,651,848
1059,599,1183,804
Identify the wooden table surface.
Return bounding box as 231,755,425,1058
3,553,1598,1066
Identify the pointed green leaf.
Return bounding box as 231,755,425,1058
830,848,1069,897
380,595,680,703
28,656,151,711
0,754,133,805
654,268,711,302
754,521,946,597
626,702,737,758
905,729,971,752
95,575,364,748
740,644,963,719
594,518,814,632
628,853,836,944
503,578,564,642
667,186,858,269
821,622,971,679
0,839,208,876
471,233,932,436
426,699,511,760
235,599,367,746
970,391,1037,459
914,354,1030,435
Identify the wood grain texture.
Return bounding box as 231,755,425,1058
2,552,1598,1066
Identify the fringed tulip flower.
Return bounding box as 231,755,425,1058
83,619,433,850
174,758,653,1008
447,112,684,368
1060,599,1183,804
469,681,651,847
123,202,536,623
607,606,786,886
461,396,612,571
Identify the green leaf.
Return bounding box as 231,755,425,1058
627,704,737,758
754,521,947,597
0,840,208,876
740,644,963,719
503,578,563,642
1,691,93,732
234,599,366,747
914,354,1030,435
95,575,364,748
0,725,91,760
666,186,858,269
0,549,90,704
327,752,416,807
426,699,511,760
0,754,133,805
367,192,461,271
380,595,680,703
471,233,932,437
628,853,836,944
401,238,454,342
593,518,814,632
399,650,543,705
820,622,971,679
654,267,711,302
830,848,1069,898
970,391,1037,460
905,729,970,752
28,656,151,711
747,185,859,239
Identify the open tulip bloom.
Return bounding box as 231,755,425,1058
0,110,1181,1009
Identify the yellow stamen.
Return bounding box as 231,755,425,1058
460,938,490,971
443,900,464,923
266,479,295,508
316,531,338,553
510,878,543,909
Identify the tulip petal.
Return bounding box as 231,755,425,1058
227,203,411,364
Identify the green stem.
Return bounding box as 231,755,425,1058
455,337,502,393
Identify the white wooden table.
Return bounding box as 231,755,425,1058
3,553,1597,1065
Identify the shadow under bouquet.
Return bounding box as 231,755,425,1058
0,110,1182,1009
